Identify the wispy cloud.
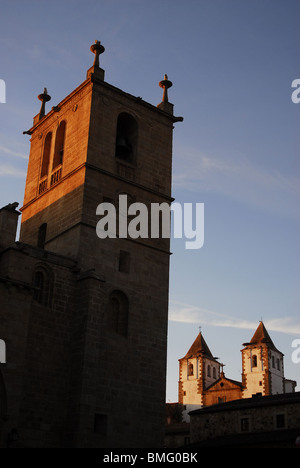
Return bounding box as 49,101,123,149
169,299,300,335
0,163,26,178
173,147,300,219
0,145,28,159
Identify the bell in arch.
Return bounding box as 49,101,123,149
115,135,132,158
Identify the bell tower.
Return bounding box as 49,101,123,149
241,321,285,398
178,331,221,418
19,40,183,448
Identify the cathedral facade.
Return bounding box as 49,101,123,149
0,41,182,448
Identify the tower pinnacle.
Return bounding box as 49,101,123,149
90,40,105,68
37,88,51,121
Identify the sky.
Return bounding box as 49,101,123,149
0,0,299,401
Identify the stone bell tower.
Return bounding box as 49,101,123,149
18,40,183,448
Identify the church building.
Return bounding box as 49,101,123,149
0,40,182,448
178,322,297,420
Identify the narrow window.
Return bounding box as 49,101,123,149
115,113,138,163
32,267,53,307
252,355,257,368
107,290,129,337
241,417,250,432
41,132,52,178
276,358,280,370
188,363,194,376
213,367,216,379
37,223,47,249
207,365,211,377
53,120,66,169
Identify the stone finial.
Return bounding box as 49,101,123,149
37,88,51,120
159,74,173,103
90,40,105,68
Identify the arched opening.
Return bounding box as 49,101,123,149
107,290,129,337
115,113,138,164
53,120,66,169
32,266,53,307
252,354,258,368
41,132,52,178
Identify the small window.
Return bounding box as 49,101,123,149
188,363,194,376
94,413,108,436
213,367,216,379
276,358,280,370
33,266,53,307
252,355,257,368
107,290,129,337
53,120,66,169
41,132,52,178
115,113,138,164
207,365,211,377
241,417,250,432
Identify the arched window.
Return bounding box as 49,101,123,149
53,120,66,169
207,364,211,377
188,362,194,376
115,113,138,164
252,354,258,368
37,223,47,249
32,266,53,307
107,290,129,337
41,132,52,178
213,367,216,379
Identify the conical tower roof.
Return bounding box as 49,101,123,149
182,332,215,360
244,321,281,353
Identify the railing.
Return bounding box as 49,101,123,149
38,177,48,194
50,166,62,187
116,161,135,180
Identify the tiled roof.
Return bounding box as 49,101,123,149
182,332,215,360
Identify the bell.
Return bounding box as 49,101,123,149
116,136,132,158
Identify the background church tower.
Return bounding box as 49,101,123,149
17,41,183,448
178,331,221,417
241,321,285,398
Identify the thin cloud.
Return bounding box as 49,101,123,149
169,299,300,335
0,145,28,160
173,147,300,219
0,163,26,178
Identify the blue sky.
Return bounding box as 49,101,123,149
0,0,299,401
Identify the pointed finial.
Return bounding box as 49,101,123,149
159,74,173,103
90,40,105,68
37,88,51,120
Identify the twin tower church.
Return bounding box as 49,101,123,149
178,321,297,419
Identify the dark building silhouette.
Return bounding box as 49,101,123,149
0,41,182,448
